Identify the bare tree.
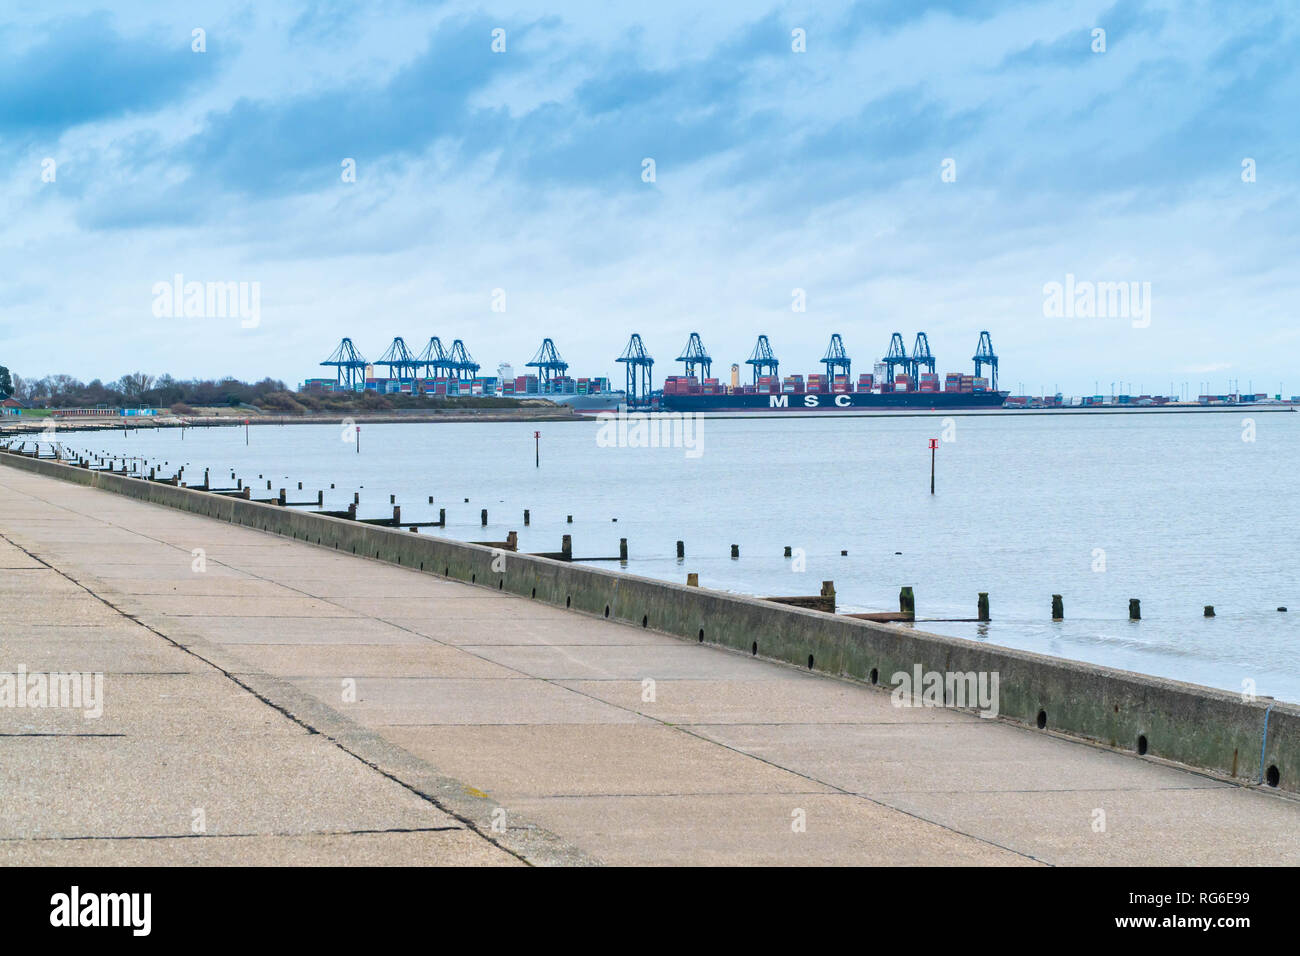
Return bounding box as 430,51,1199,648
118,372,155,403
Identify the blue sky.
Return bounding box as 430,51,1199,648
1,0,1297,396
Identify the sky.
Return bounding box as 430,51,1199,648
1,0,1297,397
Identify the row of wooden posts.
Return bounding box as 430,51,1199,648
702,582,1263,624
13,444,1276,623
1050,593,1155,620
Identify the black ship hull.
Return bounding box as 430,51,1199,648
658,390,1009,412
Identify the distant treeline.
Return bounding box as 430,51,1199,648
8,372,289,410
4,371,531,413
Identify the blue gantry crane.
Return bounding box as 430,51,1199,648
616,334,654,405
676,332,712,379
448,339,479,381
973,330,998,390
526,338,569,386
910,332,936,380
375,337,419,380
320,337,368,390
882,332,910,385
416,337,453,378
745,334,779,384
821,333,851,379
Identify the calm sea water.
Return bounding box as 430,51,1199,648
76,409,1300,702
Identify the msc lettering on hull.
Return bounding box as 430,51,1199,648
769,394,851,408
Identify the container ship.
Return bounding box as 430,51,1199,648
646,331,1008,412
660,377,1007,411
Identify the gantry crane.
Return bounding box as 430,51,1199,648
616,334,654,405
448,339,479,381
973,331,998,390
883,332,909,384
375,337,419,380
821,333,851,379
745,335,779,384
320,337,367,390
416,337,453,378
676,332,712,379
910,332,936,380
526,338,568,386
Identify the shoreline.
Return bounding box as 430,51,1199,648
2,401,1293,435
0,406,581,435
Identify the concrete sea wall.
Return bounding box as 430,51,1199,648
3,450,1295,796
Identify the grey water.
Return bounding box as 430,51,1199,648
83,409,1299,703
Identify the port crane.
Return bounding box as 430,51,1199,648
821,334,851,379
415,337,455,378
973,331,998,390
676,332,712,379
448,339,480,381
910,332,936,381
320,337,368,390
882,332,910,385
526,338,569,386
616,334,654,406
375,337,419,380
745,335,779,384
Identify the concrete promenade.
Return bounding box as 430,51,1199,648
1,464,1297,865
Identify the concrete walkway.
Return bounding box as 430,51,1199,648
2,464,1297,865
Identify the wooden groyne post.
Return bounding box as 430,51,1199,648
762,581,836,614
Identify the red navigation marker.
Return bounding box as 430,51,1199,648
929,438,938,493
928,438,939,450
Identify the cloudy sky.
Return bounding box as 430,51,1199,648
1,0,1296,396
